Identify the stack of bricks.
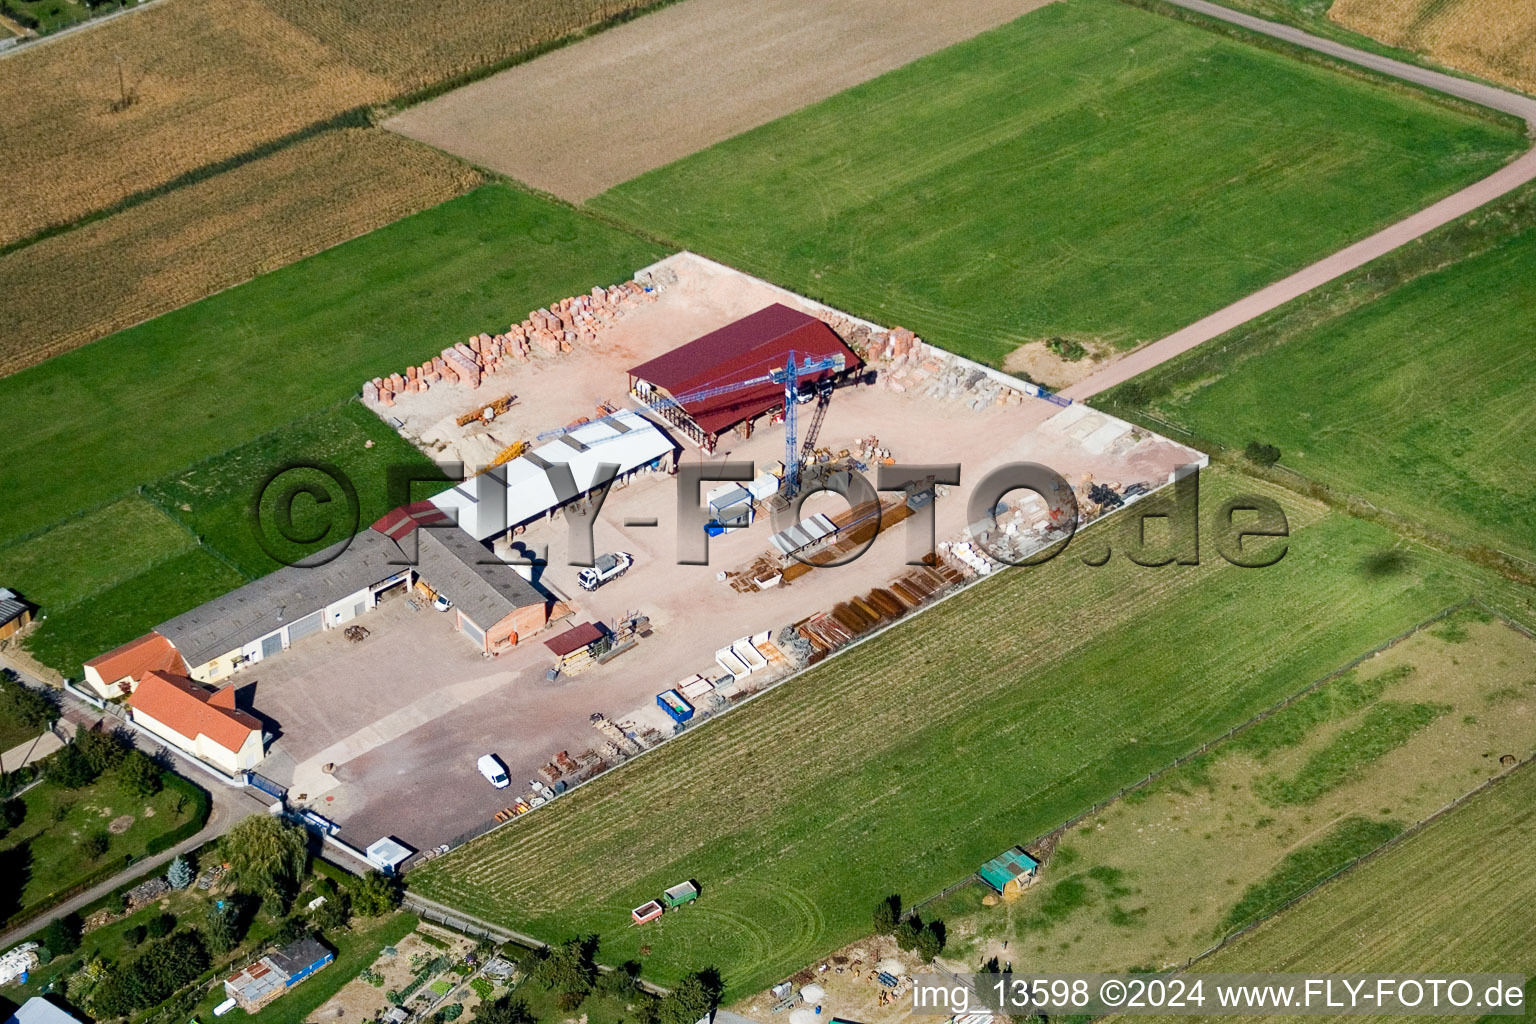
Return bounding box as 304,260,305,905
361,278,660,406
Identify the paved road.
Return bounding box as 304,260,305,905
1061,0,1536,401
0,658,271,951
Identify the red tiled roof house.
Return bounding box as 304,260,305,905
82,632,188,699
128,670,264,774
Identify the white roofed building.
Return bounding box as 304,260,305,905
432,410,677,540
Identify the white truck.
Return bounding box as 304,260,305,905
578,551,633,591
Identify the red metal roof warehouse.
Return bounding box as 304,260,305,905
628,303,861,444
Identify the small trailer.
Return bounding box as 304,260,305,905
656,689,694,724
632,900,664,925
662,880,699,908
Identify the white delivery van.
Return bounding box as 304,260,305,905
477,754,510,789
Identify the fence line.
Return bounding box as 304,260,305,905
909,599,1484,918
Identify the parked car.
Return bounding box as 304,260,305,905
477,754,510,788
433,592,452,612
578,551,633,591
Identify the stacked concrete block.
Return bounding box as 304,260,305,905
359,271,665,406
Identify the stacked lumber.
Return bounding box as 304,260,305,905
362,277,660,406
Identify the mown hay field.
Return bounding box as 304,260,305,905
1329,0,1536,97
1102,185,1536,564
0,0,395,247
0,128,481,375
411,476,1528,998
928,610,1536,974
258,0,661,90
590,0,1523,367
1132,755,1536,1024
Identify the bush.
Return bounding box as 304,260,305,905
91,930,209,1016
145,912,175,939
124,924,147,948
1244,441,1282,468
82,829,111,861
1045,336,1087,361
353,869,404,917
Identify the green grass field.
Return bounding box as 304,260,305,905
0,184,662,550
926,610,1536,974
1101,185,1536,564
411,472,1528,998
145,401,449,579
0,772,201,925
0,497,195,611
589,0,1521,366
1131,760,1536,1023
0,184,661,675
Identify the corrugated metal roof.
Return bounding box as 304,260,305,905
431,411,675,540
414,527,547,633
0,598,28,626
979,847,1039,891
544,621,606,657
629,304,860,436
157,530,405,668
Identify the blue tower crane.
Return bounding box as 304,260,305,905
654,349,845,498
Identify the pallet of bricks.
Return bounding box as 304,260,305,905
362,280,658,406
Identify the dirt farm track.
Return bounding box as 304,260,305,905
384,0,1056,201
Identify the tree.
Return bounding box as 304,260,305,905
0,798,23,842
352,869,403,917
872,894,901,934
530,935,598,1003
915,920,945,962
204,903,238,956
658,970,721,1024
76,727,128,776
166,855,193,890
91,930,208,1016
118,749,162,797
46,742,97,789
1243,441,1281,468
435,1004,464,1022
0,676,56,733
472,995,534,1024
309,889,352,933
41,914,82,956
222,814,308,898
82,829,111,861
894,916,921,952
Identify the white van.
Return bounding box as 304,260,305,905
477,754,510,789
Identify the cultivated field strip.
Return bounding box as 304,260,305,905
0,0,394,248
413,478,1490,993
1131,762,1536,1023
1329,0,1536,97
258,0,663,89
0,128,481,373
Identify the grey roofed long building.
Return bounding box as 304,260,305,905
413,525,549,629
156,529,408,668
